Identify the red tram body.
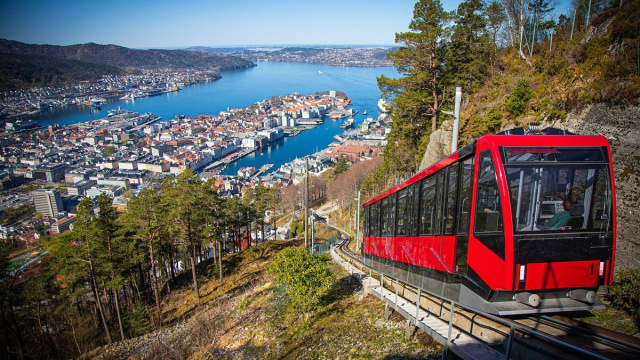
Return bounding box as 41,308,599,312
362,131,616,315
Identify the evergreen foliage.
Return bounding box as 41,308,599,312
334,155,349,176
485,108,504,132
447,0,492,93
378,0,452,174
125,304,154,338
505,80,533,116
608,268,640,328
267,246,335,313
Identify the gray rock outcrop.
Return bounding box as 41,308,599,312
558,104,640,272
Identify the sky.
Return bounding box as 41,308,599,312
0,0,572,49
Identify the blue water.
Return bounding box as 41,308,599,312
29,62,398,174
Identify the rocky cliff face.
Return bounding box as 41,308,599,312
418,124,452,172
559,105,640,273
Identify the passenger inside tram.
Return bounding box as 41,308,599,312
540,199,572,230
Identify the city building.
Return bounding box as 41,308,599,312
67,180,96,196
32,189,64,218
33,163,66,182
50,216,76,234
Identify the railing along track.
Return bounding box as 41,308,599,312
333,238,640,360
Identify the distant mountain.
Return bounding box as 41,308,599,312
0,39,255,70
0,52,125,90
185,45,394,67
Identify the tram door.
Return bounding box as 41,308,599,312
455,157,474,274
467,148,508,295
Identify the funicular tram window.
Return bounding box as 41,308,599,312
457,157,474,234
411,183,421,235
474,151,504,233
364,205,370,237
381,197,390,236
381,195,397,236
405,185,415,236
369,202,380,237
420,176,437,235
388,194,396,236
434,172,445,235
396,188,409,236
444,165,459,234
504,159,613,232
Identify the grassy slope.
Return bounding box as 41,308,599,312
458,8,640,144
87,240,441,360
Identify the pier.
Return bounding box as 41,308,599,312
252,163,274,178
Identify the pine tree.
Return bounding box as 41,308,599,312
447,0,493,93
378,0,452,172
93,194,126,341
163,169,221,298
47,198,113,344
334,155,349,176
121,188,165,323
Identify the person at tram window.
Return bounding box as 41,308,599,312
543,199,573,230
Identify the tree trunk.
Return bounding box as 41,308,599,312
6,293,25,359
162,258,171,293
90,262,112,344
113,290,125,341
218,241,223,282
191,243,200,298
169,251,176,280
149,241,162,324
134,263,142,295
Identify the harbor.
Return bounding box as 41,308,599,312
9,62,398,179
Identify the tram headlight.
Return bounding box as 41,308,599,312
599,261,605,277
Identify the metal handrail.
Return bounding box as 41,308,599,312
334,239,613,360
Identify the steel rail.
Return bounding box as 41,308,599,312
334,238,634,360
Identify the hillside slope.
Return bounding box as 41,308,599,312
84,241,441,360
0,52,125,90
0,38,255,70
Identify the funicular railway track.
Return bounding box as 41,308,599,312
334,239,640,360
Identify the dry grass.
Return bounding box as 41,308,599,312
96,241,442,359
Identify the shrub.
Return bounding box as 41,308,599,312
267,246,335,313
125,303,153,337
484,109,503,133
607,268,640,328
505,80,532,117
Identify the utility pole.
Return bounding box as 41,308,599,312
355,190,361,251
443,86,462,154
304,157,309,249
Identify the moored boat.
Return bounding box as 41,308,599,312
340,117,354,129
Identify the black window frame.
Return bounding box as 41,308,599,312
444,164,459,235
396,188,409,236
420,176,437,235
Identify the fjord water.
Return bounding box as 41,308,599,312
30,61,398,174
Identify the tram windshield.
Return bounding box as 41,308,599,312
502,147,613,233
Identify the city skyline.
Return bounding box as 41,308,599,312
0,0,573,49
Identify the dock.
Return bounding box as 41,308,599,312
252,163,274,178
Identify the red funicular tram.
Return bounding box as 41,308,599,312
362,128,616,315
